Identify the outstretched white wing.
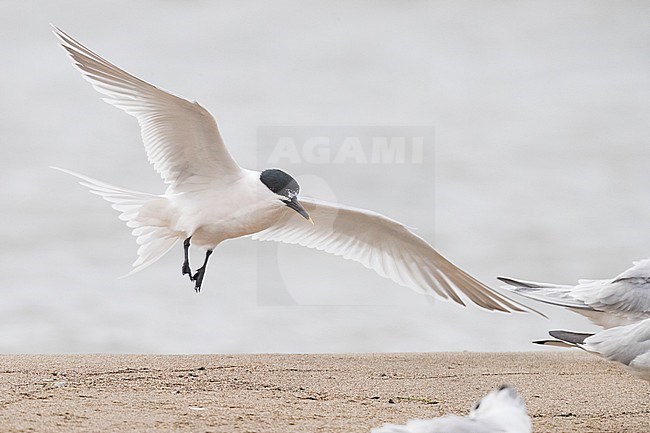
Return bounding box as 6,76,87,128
253,197,535,313
53,26,242,189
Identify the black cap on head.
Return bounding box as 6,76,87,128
260,169,311,222
260,169,300,199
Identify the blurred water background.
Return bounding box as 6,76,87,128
1,1,649,353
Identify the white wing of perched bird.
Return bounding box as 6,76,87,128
499,259,650,327
535,318,650,382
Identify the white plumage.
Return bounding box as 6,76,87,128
499,259,650,327
254,198,522,309
55,26,241,188
52,25,533,312
536,319,650,382
371,385,531,433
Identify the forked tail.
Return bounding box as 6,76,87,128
52,167,180,276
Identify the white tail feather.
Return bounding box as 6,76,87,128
52,167,180,276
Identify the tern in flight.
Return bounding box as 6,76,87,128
52,26,532,313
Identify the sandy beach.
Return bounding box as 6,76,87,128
0,353,647,432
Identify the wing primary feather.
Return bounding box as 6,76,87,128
253,197,541,314
456,270,513,312
433,269,466,305
52,25,243,189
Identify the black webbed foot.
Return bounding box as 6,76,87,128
191,249,213,293
182,262,192,279
192,267,206,292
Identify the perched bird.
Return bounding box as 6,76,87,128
371,385,531,433
534,318,650,382
499,259,650,328
51,26,530,313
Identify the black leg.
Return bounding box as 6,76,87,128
182,237,192,280
192,249,213,293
